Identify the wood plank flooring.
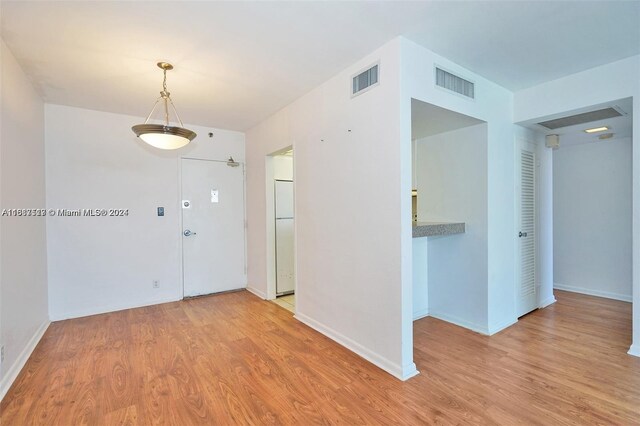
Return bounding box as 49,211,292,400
1,290,639,425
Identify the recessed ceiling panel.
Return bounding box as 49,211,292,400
537,108,623,130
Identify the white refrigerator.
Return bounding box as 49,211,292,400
275,180,295,295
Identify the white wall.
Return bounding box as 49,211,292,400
246,39,416,380
514,55,640,356
45,104,244,320
247,36,517,380
412,238,428,319
401,38,516,338
0,40,49,400
415,124,489,332
553,137,632,301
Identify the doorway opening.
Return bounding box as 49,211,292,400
410,99,488,343
517,97,634,352
265,147,295,313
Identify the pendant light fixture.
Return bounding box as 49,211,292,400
132,62,196,150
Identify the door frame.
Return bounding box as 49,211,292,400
179,156,248,299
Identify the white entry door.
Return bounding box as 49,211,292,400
181,158,246,297
516,140,537,317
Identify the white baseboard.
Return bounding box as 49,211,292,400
246,286,267,300
401,364,420,381
422,310,489,335
628,344,640,357
539,294,557,308
294,312,419,381
50,296,182,321
0,320,50,402
413,309,429,321
487,317,518,335
553,283,632,303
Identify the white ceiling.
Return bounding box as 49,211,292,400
412,99,484,139
2,1,639,131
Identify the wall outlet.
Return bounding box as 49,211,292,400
152,280,159,289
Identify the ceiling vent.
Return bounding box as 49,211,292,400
435,67,474,99
352,64,379,96
537,107,623,130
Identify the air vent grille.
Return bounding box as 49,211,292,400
537,107,622,130
352,64,378,95
436,67,474,99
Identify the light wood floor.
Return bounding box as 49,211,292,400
1,290,639,425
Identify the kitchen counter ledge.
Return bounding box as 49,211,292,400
412,222,465,238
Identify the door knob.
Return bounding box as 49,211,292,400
183,229,196,237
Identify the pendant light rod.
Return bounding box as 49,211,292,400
163,97,169,125
142,97,161,124
159,62,172,125
167,97,185,127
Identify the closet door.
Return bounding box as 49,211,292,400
517,140,537,317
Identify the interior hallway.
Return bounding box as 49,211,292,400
1,290,638,425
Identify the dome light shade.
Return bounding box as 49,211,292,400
132,62,196,150
132,124,195,150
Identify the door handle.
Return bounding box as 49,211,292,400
519,231,528,238
183,229,197,237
